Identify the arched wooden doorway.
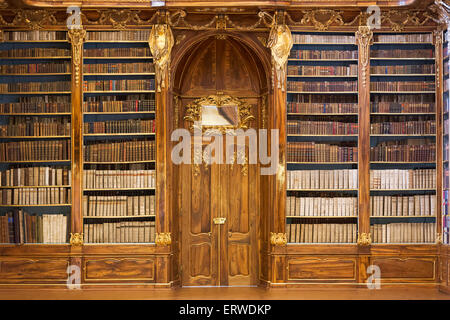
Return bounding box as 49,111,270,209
170,32,270,286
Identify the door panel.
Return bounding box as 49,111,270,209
178,36,262,287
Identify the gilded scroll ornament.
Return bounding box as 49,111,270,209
155,232,172,246
270,232,287,246
357,233,372,246
70,233,84,246
68,28,86,86
434,30,443,88
148,24,174,92
355,26,373,89
267,23,293,92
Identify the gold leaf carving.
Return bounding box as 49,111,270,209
357,233,372,246
270,232,287,246
267,22,293,92
149,24,174,92
155,232,172,246
68,28,86,87
355,26,373,89
70,233,84,246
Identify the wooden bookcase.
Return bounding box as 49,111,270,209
0,30,72,244
286,31,359,244
82,30,157,244
0,5,448,289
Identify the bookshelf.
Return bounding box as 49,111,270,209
370,32,437,244
286,32,359,244
82,30,156,244
0,30,72,244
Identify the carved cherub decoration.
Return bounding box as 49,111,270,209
148,24,174,92
267,24,293,92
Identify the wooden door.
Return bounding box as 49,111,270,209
175,36,264,286
180,131,258,286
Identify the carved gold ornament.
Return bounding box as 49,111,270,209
0,8,441,31
184,94,254,135
155,232,172,246
270,232,287,246
436,233,443,244
267,23,293,92
68,28,86,87
70,233,84,246
434,30,443,88
148,24,174,92
357,232,372,246
355,26,373,89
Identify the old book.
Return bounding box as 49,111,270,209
430,195,436,216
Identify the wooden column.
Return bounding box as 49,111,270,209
68,28,86,245
435,28,444,244
67,28,86,285
154,33,172,284
355,26,373,247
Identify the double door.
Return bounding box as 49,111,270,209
180,139,258,286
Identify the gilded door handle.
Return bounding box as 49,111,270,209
213,217,226,225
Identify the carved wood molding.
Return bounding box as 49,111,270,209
0,8,441,30
355,26,373,89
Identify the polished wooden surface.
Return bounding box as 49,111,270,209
0,286,449,300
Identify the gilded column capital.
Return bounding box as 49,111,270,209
155,232,172,246
70,233,84,246
270,232,287,246
357,232,372,246
68,28,86,86
355,26,373,89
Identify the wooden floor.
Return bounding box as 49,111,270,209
1,286,450,300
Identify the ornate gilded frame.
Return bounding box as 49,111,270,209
184,94,255,135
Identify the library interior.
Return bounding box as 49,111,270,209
1,0,450,300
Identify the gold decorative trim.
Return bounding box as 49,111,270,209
149,24,174,92
355,26,373,89
173,95,179,128
357,232,372,246
434,29,443,89
68,28,86,87
70,233,84,246
270,232,287,246
267,18,293,92
261,94,267,129
155,232,172,246
0,30,3,43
